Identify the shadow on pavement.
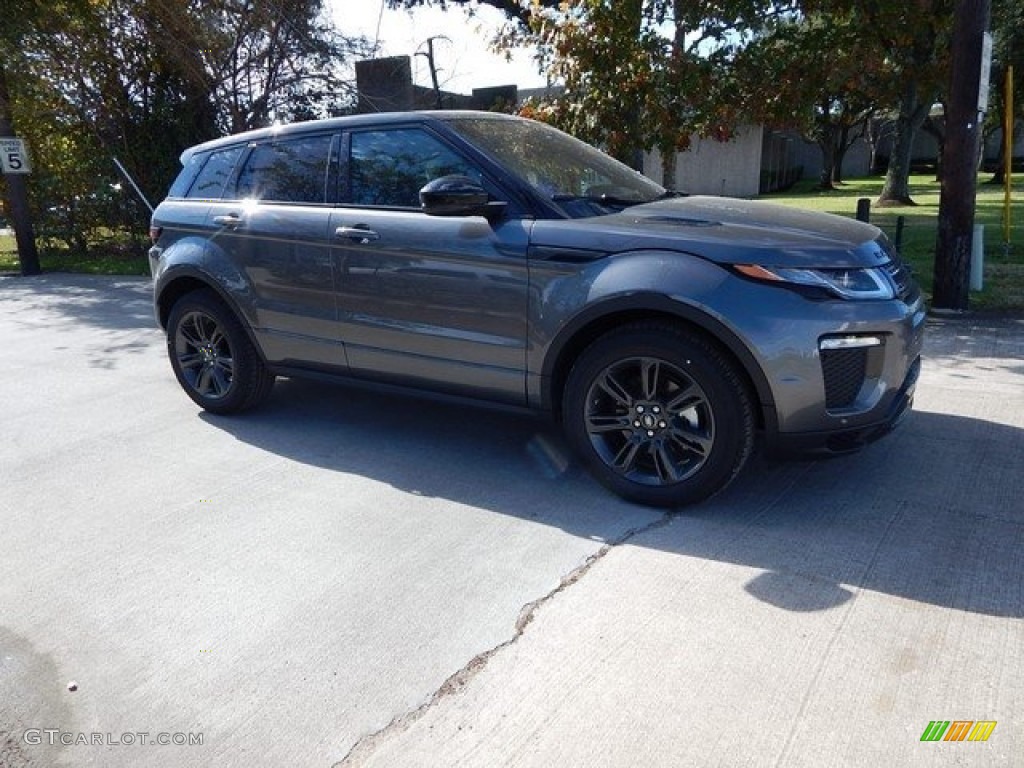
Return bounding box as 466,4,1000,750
201,376,1024,619
7,275,1020,619
0,274,153,332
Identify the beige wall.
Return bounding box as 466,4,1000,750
644,125,764,198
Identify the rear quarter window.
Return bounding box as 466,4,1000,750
167,152,207,198
185,146,244,200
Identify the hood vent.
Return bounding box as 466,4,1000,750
640,215,721,228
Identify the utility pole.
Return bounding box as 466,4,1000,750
0,62,39,276
932,0,992,310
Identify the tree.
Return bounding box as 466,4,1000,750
514,0,751,185
0,64,41,275
985,0,1024,184
0,0,64,274
196,0,370,133
734,10,891,189
388,0,560,30
805,0,955,206
393,0,756,186
5,0,371,256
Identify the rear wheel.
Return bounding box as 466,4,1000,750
562,323,754,507
166,289,274,414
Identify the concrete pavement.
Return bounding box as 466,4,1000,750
341,315,1024,768
0,275,1020,768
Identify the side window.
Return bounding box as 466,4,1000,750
235,134,333,203
185,147,242,199
348,129,482,208
168,152,206,198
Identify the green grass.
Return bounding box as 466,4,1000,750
0,232,149,276
763,174,1024,312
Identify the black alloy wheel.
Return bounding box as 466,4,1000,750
166,289,274,414
563,322,754,507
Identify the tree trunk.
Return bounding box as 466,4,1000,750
877,83,930,206
833,123,855,185
818,135,837,190
987,142,1005,185
661,148,678,191
0,63,40,276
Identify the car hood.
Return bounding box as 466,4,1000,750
529,196,891,268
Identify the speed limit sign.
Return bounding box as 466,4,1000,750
0,138,31,174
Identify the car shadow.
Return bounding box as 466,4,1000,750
8,274,1020,619
199,378,658,540
201,376,1024,619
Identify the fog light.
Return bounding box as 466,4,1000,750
819,336,883,351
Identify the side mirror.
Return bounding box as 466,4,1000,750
419,175,505,220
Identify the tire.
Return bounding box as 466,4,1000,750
166,289,275,414
562,322,755,508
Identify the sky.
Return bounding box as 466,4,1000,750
330,0,549,94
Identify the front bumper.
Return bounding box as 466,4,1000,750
702,261,927,457
765,353,920,456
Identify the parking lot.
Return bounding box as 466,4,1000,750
1,274,1021,767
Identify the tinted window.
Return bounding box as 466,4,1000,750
169,152,207,198
235,134,334,203
447,117,665,217
349,129,481,208
186,147,242,200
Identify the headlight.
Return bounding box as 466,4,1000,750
734,264,896,300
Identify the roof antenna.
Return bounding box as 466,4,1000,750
112,157,154,214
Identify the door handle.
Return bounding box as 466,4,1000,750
213,214,243,228
335,226,380,243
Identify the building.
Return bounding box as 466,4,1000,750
355,56,517,115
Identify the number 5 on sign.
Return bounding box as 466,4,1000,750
0,138,31,174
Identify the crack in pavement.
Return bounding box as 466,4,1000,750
334,511,676,767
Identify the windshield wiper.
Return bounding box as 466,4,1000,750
551,193,649,207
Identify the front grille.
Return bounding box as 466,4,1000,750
822,348,867,409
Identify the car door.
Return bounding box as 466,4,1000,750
330,126,531,405
205,132,345,369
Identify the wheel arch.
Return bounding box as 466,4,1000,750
541,295,777,432
158,267,234,325
155,268,268,363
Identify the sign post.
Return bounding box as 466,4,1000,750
1005,65,1014,249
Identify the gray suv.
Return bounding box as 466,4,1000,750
149,111,925,507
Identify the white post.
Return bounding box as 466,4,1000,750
970,224,984,291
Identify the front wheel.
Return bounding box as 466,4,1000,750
166,289,275,414
562,323,755,507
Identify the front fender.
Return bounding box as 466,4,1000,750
529,249,776,420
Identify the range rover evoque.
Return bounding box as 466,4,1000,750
148,111,925,507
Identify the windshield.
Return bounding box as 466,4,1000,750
445,116,667,217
